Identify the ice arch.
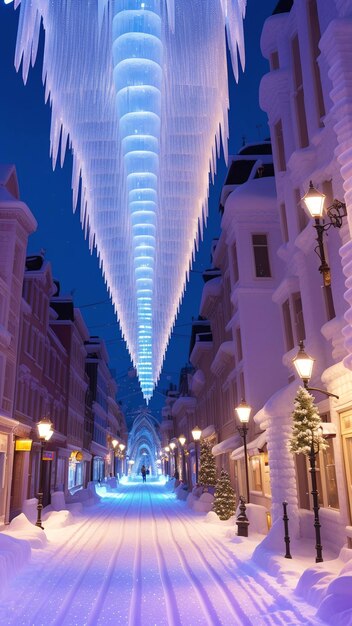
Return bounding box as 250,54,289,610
11,0,246,400
127,410,161,476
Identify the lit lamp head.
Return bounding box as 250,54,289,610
37,418,53,441
119,443,126,452
178,434,186,446
293,340,314,386
111,439,119,449
191,425,202,441
169,442,176,451
302,181,326,219
165,446,170,453
235,400,251,424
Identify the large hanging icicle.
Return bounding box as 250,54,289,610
10,0,246,401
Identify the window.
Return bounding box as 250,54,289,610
292,34,309,148
270,50,279,71
280,203,289,243
292,292,306,342
307,0,325,125
236,328,243,362
282,299,294,351
252,234,271,278
232,243,239,283
274,120,286,172
295,187,308,232
250,456,263,492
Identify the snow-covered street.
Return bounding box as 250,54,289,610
0,480,321,626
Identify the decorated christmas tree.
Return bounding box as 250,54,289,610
198,439,217,486
289,386,327,455
213,469,236,520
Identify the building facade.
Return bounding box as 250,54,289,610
0,165,36,524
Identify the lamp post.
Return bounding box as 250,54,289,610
36,418,54,529
178,434,186,482
293,341,339,399
164,446,170,476
235,400,251,504
301,181,347,287
235,401,251,538
119,442,125,477
191,425,202,484
292,343,339,563
111,439,119,476
169,441,176,476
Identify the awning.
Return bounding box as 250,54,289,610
321,423,337,438
212,433,242,457
202,425,216,439
230,431,267,461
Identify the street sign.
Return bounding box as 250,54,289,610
42,451,55,461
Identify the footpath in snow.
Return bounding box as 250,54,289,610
0,479,350,625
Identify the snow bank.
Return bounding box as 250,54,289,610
295,547,352,625
0,532,31,597
205,511,236,526
193,492,214,513
4,513,47,548
175,483,189,501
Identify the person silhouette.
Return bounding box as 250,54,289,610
141,464,147,482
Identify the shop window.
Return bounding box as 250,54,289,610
250,455,262,492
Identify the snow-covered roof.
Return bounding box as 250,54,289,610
212,433,242,456
230,431,267,460
202,425,216,439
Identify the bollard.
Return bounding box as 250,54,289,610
236,495,249,537
282,500,292,559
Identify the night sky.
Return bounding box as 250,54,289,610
0,1,278,423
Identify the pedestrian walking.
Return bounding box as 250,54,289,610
141,464,147,482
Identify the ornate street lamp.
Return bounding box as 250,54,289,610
178,434,187,483
292,343,339,562
191,425,202,484
164,446,170,476
169,441,176,476
235,401,251,504
235,400,251,538
119,443,126,476
293,341,338,399
302,181,347,287
36,418,54,529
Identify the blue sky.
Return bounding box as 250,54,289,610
0,1,278,422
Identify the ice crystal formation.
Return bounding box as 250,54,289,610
11,0,246,400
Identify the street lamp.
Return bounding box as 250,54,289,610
301,181,347,287
169,441,176,476
164,446,170,476
36,418,54,529
178,434,187,482
235,400,251,504
118,443,126,476
293,341,339,399
191,425,202,484
292,342,339,562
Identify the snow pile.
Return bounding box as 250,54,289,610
193,492,214,513
174,482,189,501
295,547,352,626
0,532,31,597
205,511,236,526
3,514,48,548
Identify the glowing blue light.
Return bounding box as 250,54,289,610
12,0,246,401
